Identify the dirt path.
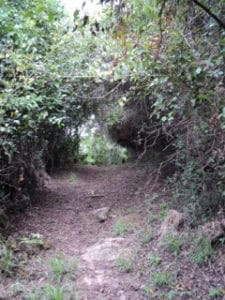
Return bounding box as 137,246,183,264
15,164,148,254
8,164,152,299
2,164,225,299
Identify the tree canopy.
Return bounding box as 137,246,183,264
0,0,225,223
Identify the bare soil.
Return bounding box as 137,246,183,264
1,164,225,299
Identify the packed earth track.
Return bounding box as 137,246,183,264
1,164,225,299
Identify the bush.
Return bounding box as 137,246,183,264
105,0,225,221
79,134,128,165
0,0,95,214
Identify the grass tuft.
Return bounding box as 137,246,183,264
152,271,171,287
116,254,133,272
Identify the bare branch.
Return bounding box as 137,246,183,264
192,0,225,30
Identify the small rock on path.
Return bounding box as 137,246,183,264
91,207,110,222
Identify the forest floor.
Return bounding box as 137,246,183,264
1,164,225,299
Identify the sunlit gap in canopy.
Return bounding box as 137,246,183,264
60,0,103,19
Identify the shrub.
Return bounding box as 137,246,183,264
0,0,95,214
79,134,128,165
192,237,215,265
106,0,225,221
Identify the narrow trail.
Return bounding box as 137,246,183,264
3,164,222,299
11,164,153,299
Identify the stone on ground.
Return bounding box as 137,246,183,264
77,237,131,299
159,209,184,240
91,207,110,222
81,237,126,265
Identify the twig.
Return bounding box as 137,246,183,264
90,194,105,198
74,82,122,101
192,0,225,30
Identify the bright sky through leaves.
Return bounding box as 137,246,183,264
60,0,101,18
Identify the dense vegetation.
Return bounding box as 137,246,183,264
0,0,225,224
0,0,98,216
108,0,225,222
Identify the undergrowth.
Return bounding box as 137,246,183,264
79,134,128,165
